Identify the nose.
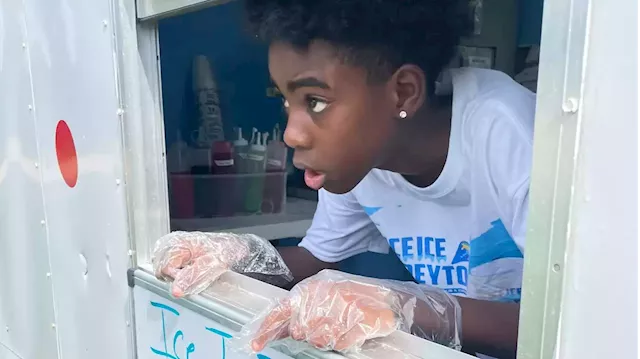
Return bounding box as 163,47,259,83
283,113,312,150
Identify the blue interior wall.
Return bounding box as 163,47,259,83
158,1,284,147
517,0,544,46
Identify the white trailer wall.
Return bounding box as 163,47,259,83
517,0,639,357
0,0,135,358
0,1,59,358
547,0,638,357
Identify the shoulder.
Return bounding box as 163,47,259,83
451,68,535,188
451,68,534,134
452,68,536,144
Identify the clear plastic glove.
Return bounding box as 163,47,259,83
246,269,461,354
152,231,293,298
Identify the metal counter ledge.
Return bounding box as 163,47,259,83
129,267,475,359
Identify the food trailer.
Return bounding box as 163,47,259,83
0,0,637,358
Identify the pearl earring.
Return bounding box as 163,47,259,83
399,110,407,119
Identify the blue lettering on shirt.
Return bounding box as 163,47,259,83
424,237,435,260
403,263,468,289
387,219,523,298
457,266,468,286
392,236,466,293
435,238,447,262
389,236,447,262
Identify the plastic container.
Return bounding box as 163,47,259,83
172,172,287,218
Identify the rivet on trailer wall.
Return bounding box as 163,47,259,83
562,98,579,114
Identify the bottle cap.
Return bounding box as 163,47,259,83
233,127,248,147
250,129,266,152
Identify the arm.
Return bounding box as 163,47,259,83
277,246,337,288
414,297,519,358
279,188,386,287
457,298,519,358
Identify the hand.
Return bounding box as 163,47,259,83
152,231,250,297
250,274,405,353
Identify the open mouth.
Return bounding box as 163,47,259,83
303,168,326,190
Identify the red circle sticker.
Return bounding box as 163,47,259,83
55,120,78,188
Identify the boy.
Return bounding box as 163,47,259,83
156,1,534,357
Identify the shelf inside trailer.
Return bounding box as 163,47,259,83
170,196,316,239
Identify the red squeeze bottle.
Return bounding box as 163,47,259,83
210,141,235,216
211,141,234,174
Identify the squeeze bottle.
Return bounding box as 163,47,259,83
266,124,287,172
232,127,250,212
210,141,234,175
264,124,288,213
233,127,249,173
243,128,267,213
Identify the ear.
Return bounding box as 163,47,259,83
389,64,427,119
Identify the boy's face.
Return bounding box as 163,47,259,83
269,41,399,194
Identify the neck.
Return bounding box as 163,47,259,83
378,104,452,187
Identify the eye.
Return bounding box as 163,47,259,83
307,97,328,114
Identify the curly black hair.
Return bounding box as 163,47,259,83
245,0,472,92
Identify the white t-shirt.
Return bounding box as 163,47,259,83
299,68,535,302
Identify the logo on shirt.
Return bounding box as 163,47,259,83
364,203,522,300
452,241,470,265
